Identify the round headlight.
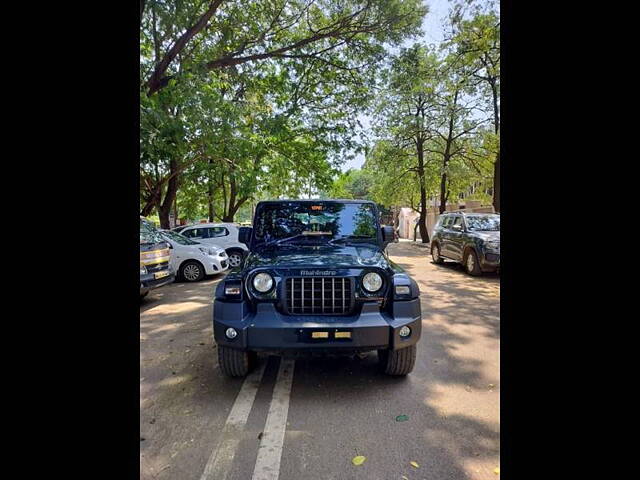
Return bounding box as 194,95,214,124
253,272,274,293
362,272,383,292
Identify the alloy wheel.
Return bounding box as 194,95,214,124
228,253,242,267
183,264,201,281
466,253,475,273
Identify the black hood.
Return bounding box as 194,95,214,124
469,231,500,242
245,244,389,270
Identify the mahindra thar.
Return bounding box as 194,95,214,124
213,200,422,377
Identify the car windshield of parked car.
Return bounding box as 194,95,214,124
466,216,500,231
161,230,200,245
140,219,165,244
253,202,379,246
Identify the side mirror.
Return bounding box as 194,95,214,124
238,226,253,247
382,225,394,247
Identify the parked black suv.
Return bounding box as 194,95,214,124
213,199,422,377
430,212,500,276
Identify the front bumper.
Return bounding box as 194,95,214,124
203,253,229,275
140,271,175,294
480,250,500,271
213,299,421,353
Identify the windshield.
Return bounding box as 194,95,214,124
161,230,200,245
140,219,165,244
253,202,379,246
466,216,500,232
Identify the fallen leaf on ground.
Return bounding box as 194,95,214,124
396,415,409,422
352,456,366,466
410,461,419,468
494,467,500,475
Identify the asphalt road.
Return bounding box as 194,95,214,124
140,240,500,480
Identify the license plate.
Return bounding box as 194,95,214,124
154,270,170,279
311,331,329,339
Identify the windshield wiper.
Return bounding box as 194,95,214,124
328,235,375,246
262,232,332,248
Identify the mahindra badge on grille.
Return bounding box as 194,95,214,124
300,270,337,276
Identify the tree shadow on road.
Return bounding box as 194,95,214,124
282,321,499,479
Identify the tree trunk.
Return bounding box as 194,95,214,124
489,80,500,213
208,186,214,221
492,148,500,213
173,196,178,227
222,196,249,222
158,158,179,229
439,171,448,214
208,159,215,221
416,141,430,243
140,198,157,217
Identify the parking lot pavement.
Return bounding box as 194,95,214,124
140,241,500,480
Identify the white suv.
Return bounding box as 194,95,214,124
179,223,248,268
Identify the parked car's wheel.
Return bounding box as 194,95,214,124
180,260,205,282
378,345,416,376
463,248,482,276
226,249,244,268
431,243,444,264
217,346,256,377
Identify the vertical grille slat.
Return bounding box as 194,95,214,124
285,277,352,315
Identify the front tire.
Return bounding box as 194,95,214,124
463,249,482,276
217,346,256,377
431,243,444,264
180,260,205,282
378,345,416,376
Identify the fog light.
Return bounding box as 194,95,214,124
399,326,411,338
395,285,410,295
225,328,238,339
225,286,241,295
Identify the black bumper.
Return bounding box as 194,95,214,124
140,272,175,295
213,299,421,353
480,251,500,271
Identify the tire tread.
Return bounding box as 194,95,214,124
218,346,254,377
379,345,416,376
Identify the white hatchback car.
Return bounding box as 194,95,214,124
178,223,249,268
159,230,229,282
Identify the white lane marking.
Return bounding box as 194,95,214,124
251,358,296,480
199,360,267,480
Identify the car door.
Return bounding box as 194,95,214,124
439,215,454,257
447,216,466,261
209,226,231,248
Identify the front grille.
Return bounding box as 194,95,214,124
285,277,352,315
146,262,169,273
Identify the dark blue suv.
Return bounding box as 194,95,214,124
213,199,422,377
430,212,500,276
